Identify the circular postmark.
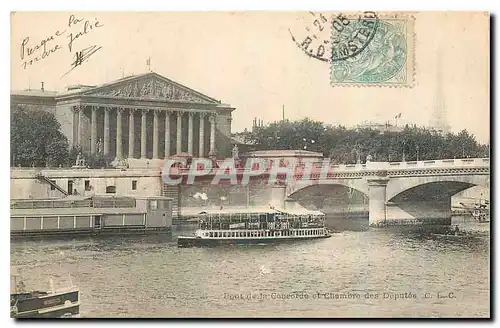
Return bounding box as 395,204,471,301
288,11,379,63
331,11,379,62
288,12,332,62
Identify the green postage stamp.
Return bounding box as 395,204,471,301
329,12,415,87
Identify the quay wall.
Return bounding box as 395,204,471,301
10,168,162,199
11,168,484,224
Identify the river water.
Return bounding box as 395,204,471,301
10,216,490,318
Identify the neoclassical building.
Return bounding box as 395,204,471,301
11,72,235,166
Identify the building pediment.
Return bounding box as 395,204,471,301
80,72,220,104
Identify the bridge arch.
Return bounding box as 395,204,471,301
287,179,369,199
386,175,490,202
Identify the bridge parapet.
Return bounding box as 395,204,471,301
163,157,489,179
365,157,489,170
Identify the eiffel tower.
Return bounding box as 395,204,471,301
430,48,451,134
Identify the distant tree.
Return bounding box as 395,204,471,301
11,105,69,167
46,139,70,167
244,119,488,162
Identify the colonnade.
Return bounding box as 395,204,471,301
74,105,217,159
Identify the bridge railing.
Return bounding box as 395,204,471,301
164,157,489,176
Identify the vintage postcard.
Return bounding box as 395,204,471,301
10,11,490,318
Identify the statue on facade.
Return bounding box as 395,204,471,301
96,138,103,154
356,151,361,165
232,144,239,159
75,152,86,167
366,154,373,162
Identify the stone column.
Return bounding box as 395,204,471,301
367,177,389,226
188,111,194,155
77,105,83,147
153,110,159,159
128,109,135,158
103,107,110,156
116,108,123,159
199,112,205,157
164,111,171,158
209,114,216,154
176,111,183,154
141,109,148,159
90,106,97,154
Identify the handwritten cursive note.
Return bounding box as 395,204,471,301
20,14,104,76
67,15,104,52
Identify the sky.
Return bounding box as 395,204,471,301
10,11,490,143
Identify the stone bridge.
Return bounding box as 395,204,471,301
172,157,489,227
282,158,489,226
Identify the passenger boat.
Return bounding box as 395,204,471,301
10,273,80,318
177,207,332,248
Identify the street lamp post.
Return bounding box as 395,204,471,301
416,145,419,161
402,140,406,162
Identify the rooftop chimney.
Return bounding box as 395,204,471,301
41,82,44,92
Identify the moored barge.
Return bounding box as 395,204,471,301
10,195,172,238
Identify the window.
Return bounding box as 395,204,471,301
150,200,158,210
67,180,73,195
132,180,137,190
84,180,91,191
94,216,101,228
106,186,116,194
50,180,56,191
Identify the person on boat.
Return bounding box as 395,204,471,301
454,225,460,235
16,280,26,293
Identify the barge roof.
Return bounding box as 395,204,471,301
11,207,146,217
181,206,324,216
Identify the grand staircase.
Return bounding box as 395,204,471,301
35,173,68,196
